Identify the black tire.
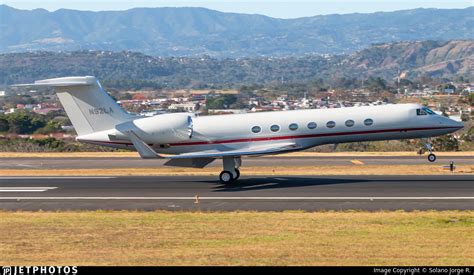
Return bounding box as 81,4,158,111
428,153,436,162
233,168,240,181
219,171,234,184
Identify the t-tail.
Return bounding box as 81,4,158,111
11,76,133,136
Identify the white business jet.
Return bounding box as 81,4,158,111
13,76,463,183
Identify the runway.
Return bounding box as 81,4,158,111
0,175,473,211
0,155,472,169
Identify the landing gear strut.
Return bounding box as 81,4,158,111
219,157,241,184
422,141,436,162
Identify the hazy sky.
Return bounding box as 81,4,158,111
1,0,473,18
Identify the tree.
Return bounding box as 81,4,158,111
35,120,63,134
0,115,9,132
206,95,237,109
460,126,473,143
433,134,459,151
5,111,46,134
366,77,387,91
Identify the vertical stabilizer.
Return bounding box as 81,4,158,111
12,76,133,136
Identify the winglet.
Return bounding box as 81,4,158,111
124,130,162,159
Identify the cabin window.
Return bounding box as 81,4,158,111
289,123,298,131
345,120,355,127
251,126,261,133
307,122,317,129
326,121,336,128
364,119,374,126
270,124,280,132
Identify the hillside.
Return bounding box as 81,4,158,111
0,5,473,57
0,40,472,88
341,40,474,79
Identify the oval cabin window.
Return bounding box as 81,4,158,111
251,126,262,133
307,122,317,129
364,119,374,126
270,125,280,132
345,120,355,127
289,123,298,131
326,121,336,128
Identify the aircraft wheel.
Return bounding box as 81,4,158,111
428,153,436,162
219,171,234,184
233,168,240,181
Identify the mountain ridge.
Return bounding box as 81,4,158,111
1,5,473,57
1,40,472,87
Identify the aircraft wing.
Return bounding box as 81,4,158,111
124,130,300,160
163,142,300,159
162,142,300,168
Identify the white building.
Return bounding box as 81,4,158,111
168,103,197,112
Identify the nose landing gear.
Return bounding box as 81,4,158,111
427,153,436,162
421,141,437,162
219,157,241,184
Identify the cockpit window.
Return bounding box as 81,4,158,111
417,107,436,116
416,109,427,115
423,107,436,115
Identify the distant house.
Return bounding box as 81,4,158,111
0,90,7,97
33,108,63,115
208,109,248,114
168,103,197,112
443,88,455,94
463,85,474,93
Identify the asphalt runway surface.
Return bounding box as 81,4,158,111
0,155,472,169
0,175,472,211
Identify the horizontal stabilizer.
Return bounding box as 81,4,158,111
124,130,161,159
11,76,96,88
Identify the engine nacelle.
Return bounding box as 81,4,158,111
116,113,194,144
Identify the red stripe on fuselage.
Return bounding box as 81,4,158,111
80,126,459,147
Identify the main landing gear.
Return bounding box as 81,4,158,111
219,157,241,184
421,141,437,162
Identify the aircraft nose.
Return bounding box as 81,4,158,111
443,117,464,130
453,120,464,129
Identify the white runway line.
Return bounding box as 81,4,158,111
0,187,57,192
0,177,115,180
0,196,473,200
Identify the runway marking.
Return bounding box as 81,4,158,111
15,164,40,168
0,187,57,192
1,196,473,200
351,159,365,165
0,177,115,180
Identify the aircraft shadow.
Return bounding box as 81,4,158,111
207,176,470,192
209,176,366,192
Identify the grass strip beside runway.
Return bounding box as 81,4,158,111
0,211,472,266
0,165,472,176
